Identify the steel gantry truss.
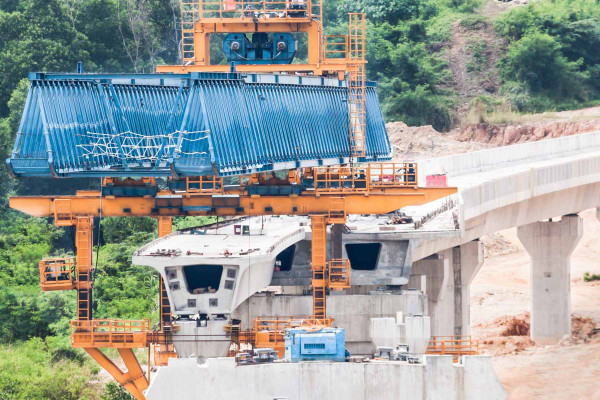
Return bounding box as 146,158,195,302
18,168,455,399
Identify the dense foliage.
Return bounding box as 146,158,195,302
495,0,600,112
0,0,598,398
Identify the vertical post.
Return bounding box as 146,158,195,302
156,217,173,331
76,216,94,321
311,215,327,321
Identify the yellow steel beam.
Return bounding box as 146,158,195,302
9,187,456,220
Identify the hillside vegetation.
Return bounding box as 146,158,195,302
0,0,598,398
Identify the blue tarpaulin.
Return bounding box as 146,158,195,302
7,72,391,178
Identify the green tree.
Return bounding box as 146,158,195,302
499,33,587,101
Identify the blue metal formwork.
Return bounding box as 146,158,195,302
7,72,391,178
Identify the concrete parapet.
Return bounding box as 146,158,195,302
517,215,582,343
146,355,506,400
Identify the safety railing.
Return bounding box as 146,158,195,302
39,257,76,291
191,0,321,20
252,316,333,356
313,163,418,193
186,176,224,193
426,336,479,361
369,162,418,187
253,316,332,332
314,166,369,193
323,35,347,60
328,258,351,290
71,319,151,348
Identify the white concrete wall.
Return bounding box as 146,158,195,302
146,356,506,400
233,292,428,356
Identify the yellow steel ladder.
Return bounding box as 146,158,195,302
181,0,200,64
311,215,327,321
348,13,367,158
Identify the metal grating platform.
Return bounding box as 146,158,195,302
7,72,391,178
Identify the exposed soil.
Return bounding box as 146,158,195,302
457,117,600,146
471,209,600,399
387,105,600,160
387,121,489,160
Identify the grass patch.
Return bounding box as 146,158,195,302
460,15,487,30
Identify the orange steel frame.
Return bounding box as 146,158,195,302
157,0,362,79
17,173,455,398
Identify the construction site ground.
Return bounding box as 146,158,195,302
472,209,600,400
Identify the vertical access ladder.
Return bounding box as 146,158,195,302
348,13,367,158
181,0,200,63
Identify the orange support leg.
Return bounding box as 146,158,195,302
85,348,148,400
311,215,327,321
76,217,94,320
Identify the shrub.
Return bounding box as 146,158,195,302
583,272,600,282
499,32,588,101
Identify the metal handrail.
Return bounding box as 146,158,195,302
426,335,480,360
71,319,151,348
313,163,419,193
39,258,76,289
324,35,348,60
192,0,320,20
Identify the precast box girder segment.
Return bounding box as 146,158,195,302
7,72,391,178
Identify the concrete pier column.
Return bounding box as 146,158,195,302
452,241,484,337
410,241,484,337
411,255,449,336
517,215,582,343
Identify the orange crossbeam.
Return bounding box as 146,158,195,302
10,187,455,219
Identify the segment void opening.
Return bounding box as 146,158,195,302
345,243,381,270
275,244,296,271
183,265,223,293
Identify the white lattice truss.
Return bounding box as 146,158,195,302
76,130,209,163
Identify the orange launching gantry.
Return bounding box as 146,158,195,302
9,1,457,399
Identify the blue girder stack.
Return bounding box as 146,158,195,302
7,72,391,178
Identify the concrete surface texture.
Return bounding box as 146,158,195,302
133,216,306,315
410,241,483,336
517,215,583,343
232,292,428,356
370,312,431,354
145,356,506,400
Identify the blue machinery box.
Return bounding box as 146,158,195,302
284,327,346,362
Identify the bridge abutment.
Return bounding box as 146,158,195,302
410,241,484,337
517,215,582,344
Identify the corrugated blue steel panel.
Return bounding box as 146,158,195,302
7,73,391,178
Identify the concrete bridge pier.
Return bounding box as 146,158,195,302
410,241,484,337
517,215,582,344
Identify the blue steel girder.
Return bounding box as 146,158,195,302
7,72,391,178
